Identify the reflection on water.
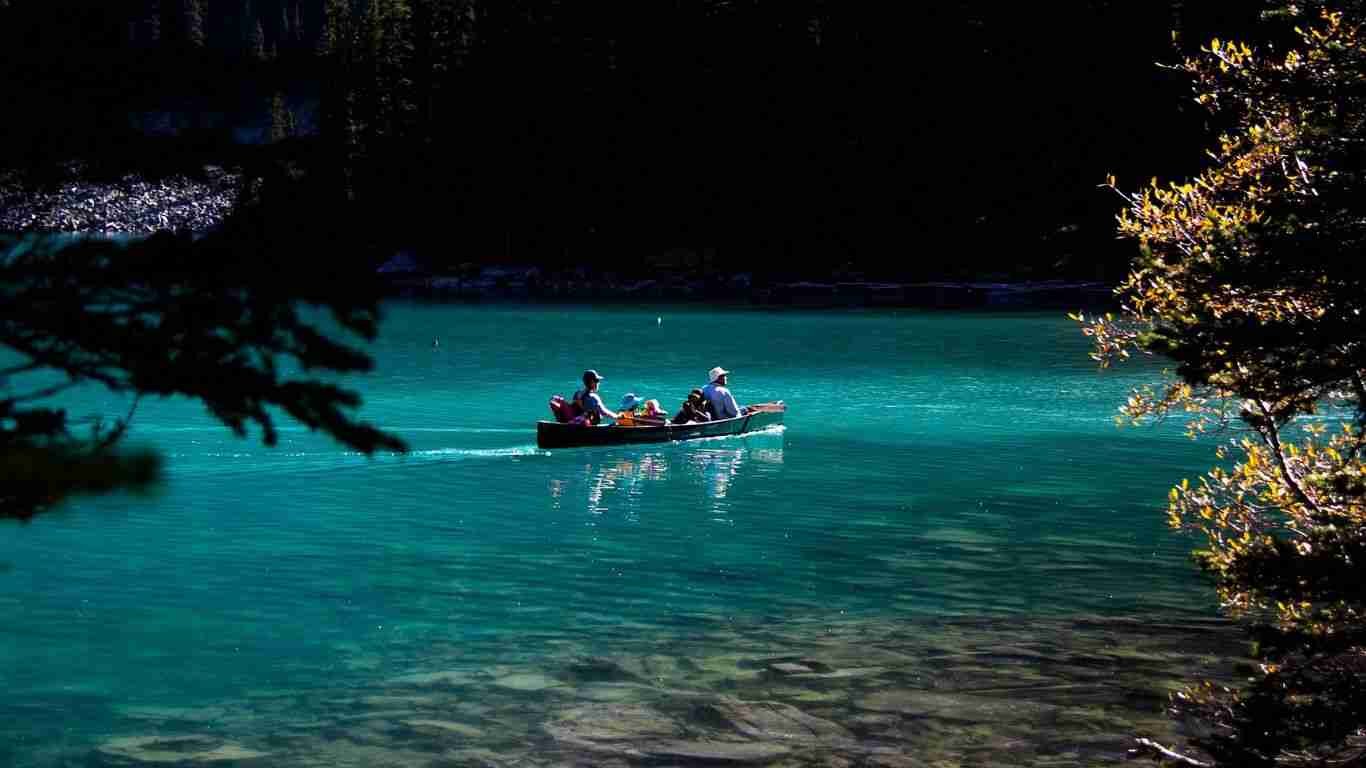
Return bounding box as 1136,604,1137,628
548,435,785,517
584,452,669,515
695,447,741,510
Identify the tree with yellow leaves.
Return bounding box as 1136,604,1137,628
1079,3,1366,765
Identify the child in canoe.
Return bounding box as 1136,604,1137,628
672,389,712,424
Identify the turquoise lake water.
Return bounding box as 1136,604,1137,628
0,305,1229,766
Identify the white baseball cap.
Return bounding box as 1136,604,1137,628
708,366,730,383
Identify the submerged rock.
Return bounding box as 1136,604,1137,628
577,682,656,702
79,614,1242,768
637,739,791,763
115,706,229,725
361,695,443,709
544,702,791,763
401,719,486,739
492,672,561,692
545,697,852,764
427,748,534,768
544,703,684,753
785,666,888,681
278,737,441,768
387,670,477,689
857,689,1060,723
559,656,641,685
692,697,855,745
94,735,268,765
612,653,692,684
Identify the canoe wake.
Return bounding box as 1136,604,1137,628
678,424,786,444
407,445,547,459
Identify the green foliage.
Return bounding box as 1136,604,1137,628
0,442,161,522
1082,1,1366,764
270,91,297,142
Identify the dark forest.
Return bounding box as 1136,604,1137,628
0,2,1264,281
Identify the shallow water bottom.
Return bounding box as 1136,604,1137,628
12,611,1240,767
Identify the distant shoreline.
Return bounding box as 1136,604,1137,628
0,167,1116,311
380,270,1115,310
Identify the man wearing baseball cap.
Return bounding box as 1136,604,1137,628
572,369,620,424
701,366,740,419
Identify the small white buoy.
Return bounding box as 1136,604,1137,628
657,316,662,325
432,337,440,348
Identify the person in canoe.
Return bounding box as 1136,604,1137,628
616,394,667,426
672,388,712,424
616,393,643,425
702,366,742,419
571,369,620,425
643,399,667,420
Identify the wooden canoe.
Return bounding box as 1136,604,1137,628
536,402,786,449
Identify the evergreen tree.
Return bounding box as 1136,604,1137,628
183,0,205,47
281,3,292,51
371,0,415,141
410,0,472,134
242,0,267,60
319,0,363,199
270,91,295,142
145,0,162,44
249,17,266,60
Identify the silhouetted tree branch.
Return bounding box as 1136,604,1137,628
1,166,406,520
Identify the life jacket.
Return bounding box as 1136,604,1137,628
548,395,575,423
571,388,601,425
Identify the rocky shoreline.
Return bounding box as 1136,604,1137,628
0,164,241,235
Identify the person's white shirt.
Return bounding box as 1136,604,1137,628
701,382,739,419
